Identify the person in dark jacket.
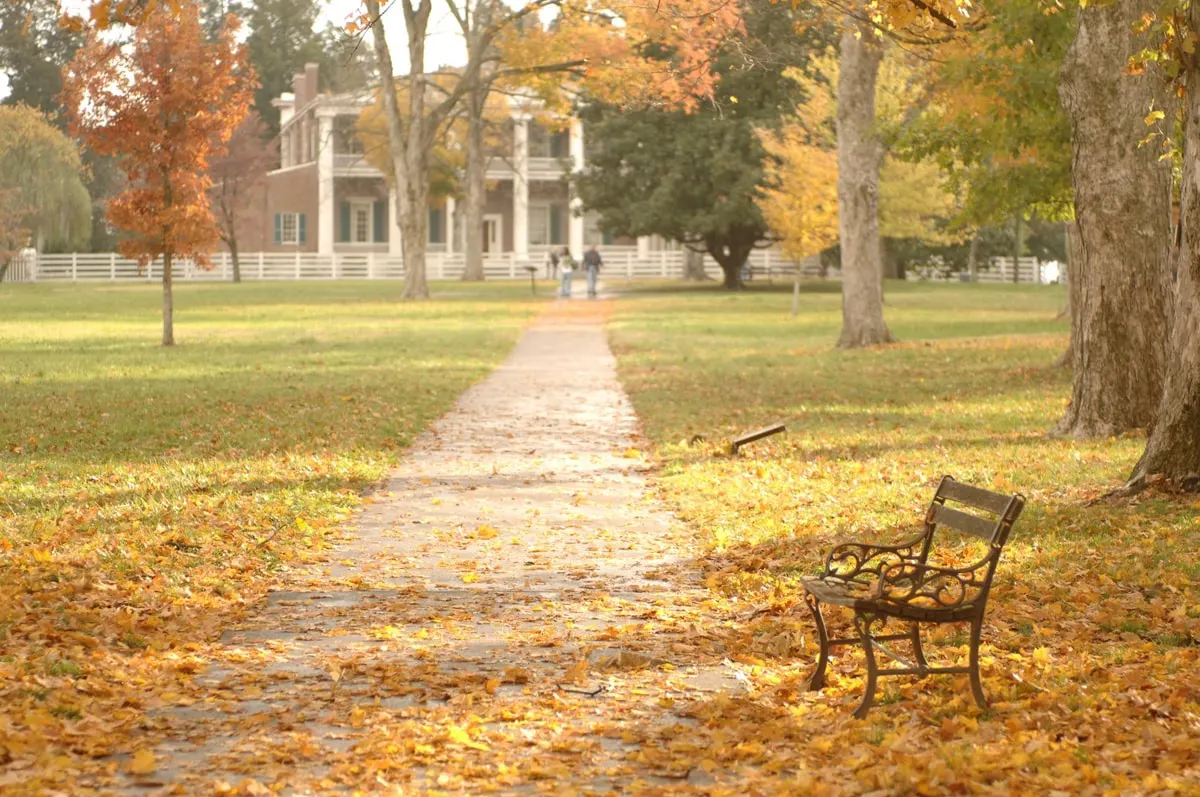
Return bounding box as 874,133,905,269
583,244,602,298
544,248,559,280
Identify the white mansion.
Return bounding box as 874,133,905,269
263,63,660,263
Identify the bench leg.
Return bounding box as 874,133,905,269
909,623,928,672
853,613,879,719
968,616,987,710
804,592,830,691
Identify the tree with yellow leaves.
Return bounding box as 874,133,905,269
758,50,960,300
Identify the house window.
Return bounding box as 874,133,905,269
584,211,614,246
529,204,550,246
529,204,565,246
274,212,306,245
351,201,372,243
334,116,364,155
429,207,444,244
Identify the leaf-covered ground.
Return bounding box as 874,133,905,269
0,281,542,792
608,280,1200,795
5,279,1198,795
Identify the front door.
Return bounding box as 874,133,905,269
482,215,501,253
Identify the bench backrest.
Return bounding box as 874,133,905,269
924,475,1025,553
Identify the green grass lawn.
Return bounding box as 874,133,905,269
0,281,542,780
610,280,1200,793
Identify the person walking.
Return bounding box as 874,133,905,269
583,244,603,298
544,248,559,280
559,247,575,298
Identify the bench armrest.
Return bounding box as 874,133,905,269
873,559,990,609
823,532,926,584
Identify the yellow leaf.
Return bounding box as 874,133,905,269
563,658,589,684
128,748,156,775
447,723,490,751
475,524,499,539
462,572,479,584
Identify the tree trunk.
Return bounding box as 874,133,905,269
1011,214,1022,283
367,0,432,300
461,86,486,282
967,234,979,281
836,23,891,349
230,238,241,283
162,252,175,347
1053,222,1082,368
708,242,749,290
1055,0,1172,437
683,246,707,280
881,239,903,281
1126,5,1200,486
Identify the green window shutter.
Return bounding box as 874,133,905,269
273,213,282,245
339,202,351,243
298,214,306,244
429,208,443,243
602,228,614,245
373,200,387,243
549,205,562,244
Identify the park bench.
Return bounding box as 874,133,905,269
801,475,1025,717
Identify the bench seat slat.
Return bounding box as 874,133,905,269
938,479,1013,515
930,503,999,542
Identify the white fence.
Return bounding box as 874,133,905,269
906,257,1060,285
5,248,822,284
6,250,1058,285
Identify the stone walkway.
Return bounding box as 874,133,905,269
121,296,743,795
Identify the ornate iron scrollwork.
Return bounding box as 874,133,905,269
823,532,926,585
873,558,990,610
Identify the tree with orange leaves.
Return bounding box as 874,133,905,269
62,4,254,346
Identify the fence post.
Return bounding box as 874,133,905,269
257,252,264,280
509,253,516,279
660,251,667,278
294,251,301,279
626,251,632,282
110,253,117,281
366,252,374,279
71,252,78,282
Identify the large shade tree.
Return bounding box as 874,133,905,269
575,0,822,290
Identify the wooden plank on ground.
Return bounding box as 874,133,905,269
730,422,786,455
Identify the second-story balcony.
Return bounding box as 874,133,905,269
333,152,572,182
334,152,381,176
485,156,572,182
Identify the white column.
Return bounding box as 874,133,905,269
513,116,529,260
317,114,334,255
636,235,650,260
568,117,585,259
388,187,403,256
445,196,456,255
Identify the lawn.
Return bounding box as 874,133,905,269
0,281,542,785
610,280,1200,794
